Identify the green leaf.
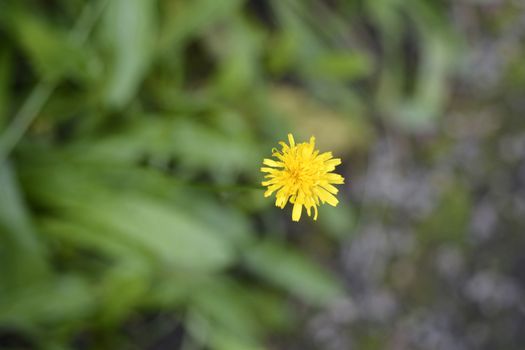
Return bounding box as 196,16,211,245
0,275,94,328
100,0,157,108
19,158,235,273
97,260,150,324
0,162,50,291
244,240,344,306
210,18,264,97
0,49,10,129
187,308,266,350
39,217,145,263
5,9,92,81
209,330,266,350
169,118,261,181
191,278,263,339
158,0,242,51
311,52,372,80
70,194,235,272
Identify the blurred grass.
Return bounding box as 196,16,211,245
0,0,460,348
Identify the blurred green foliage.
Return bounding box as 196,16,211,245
0,0,460,348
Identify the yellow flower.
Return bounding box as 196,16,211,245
261,133,345,222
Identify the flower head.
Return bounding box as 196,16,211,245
261,133,345,221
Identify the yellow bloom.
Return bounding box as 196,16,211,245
261,133,345,222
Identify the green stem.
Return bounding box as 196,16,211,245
0,81,55,163
174,181,264,192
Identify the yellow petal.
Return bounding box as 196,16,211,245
263,159,284,167
264,184,282,197
325,158,341,167
301,144,313,158
272,152,286,161
262,179,278,186
276,193,289,208
288,133,295,147
316,187,339,206
325,173,345,184
317,152,333,161
292,201,302,221
319,182,339,194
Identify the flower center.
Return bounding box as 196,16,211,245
290,168,301,179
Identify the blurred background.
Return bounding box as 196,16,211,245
1,0,525,349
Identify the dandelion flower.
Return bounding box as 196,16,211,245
261,133,345,222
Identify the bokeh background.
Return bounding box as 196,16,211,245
1,0,525,349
